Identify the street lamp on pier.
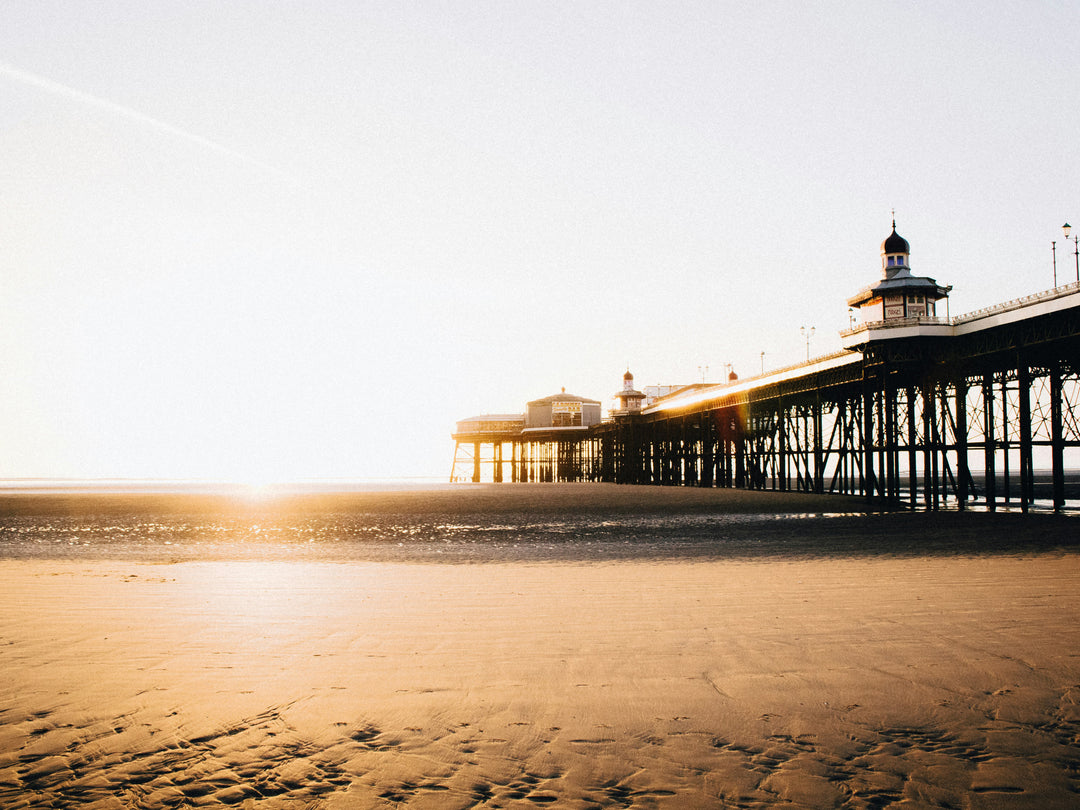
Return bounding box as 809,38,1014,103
1065,223,1079,282
800,326,815,363
1053,239,1057,287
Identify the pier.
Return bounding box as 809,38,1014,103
452,226,1080,511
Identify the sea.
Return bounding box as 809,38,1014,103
0,479,1076,563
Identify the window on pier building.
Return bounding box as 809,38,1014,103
552,401,583,427
552,411,582,427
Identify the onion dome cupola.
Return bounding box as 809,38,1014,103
880,218,911,277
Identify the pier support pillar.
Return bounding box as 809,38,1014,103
983,374,996,511
778,399,787,492
701,415,715,487
907,386,918,508
922,383,934,510
813,395,824,494
1051,360,1066,511
884,381,897,503
862,373,876,501
955,378,969,510
1018,360,1033,512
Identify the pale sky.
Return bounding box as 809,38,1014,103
1,1,1077,482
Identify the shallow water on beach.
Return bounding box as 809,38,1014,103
0,509,870,562
0,484,1076,562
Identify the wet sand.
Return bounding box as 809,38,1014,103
1,484,1079,808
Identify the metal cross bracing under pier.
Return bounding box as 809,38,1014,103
604,355,1080,511
450,284,1080,511
596,285,1080,511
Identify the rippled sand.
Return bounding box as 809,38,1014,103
1,484,1078,808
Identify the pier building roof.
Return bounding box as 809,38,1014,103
846,272,952,308
453,414,525,438
526,392,601,406
456,414,524,426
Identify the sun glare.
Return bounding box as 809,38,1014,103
239,481,279,501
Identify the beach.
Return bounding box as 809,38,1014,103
1,484,1079,808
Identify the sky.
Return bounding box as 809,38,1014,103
1,1,1078,483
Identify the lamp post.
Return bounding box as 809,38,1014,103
1053,239,1058,287
800,326,815,362
1065,223,1079,282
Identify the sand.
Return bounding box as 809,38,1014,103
1,484,1079,808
